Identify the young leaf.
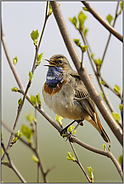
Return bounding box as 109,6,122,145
13,56,18,65
32,155,39,163
114,84,120,94
36,92,41,107
68,125,77,135
83,7,89,11
103,144,106,151
30,95,37,107
94,58,102,66
11,87,19,92
118,154,123,167
81,45,88,52
30,30,39,42
101,80,106,86
18,98,22,107
73,38,80,46
112,112,120,123
1,148,3,156
37,53,44,66
91,53,94,59
48,2,53,16
21,124,33,142
29,71,33,82
55,115,63,126
69,16,78,28
83,28,88,37
67,152,76,162
106,14,113,25
87,166,94,182
120,1,123,10
119,104,123,113
25,110,36,122
78,10,87,30
100,91,107,102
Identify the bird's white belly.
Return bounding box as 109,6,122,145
42,82,88,120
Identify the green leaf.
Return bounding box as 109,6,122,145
67,152,76,162
119,104,123,113
94,58,102,66
11,87,19,92
69,16,78,28
37,53,44,66
13,56,18,65
32,155,39,163
81,45,88,52
112,112,120,123
30,30,39,42
78,10,87,30
48,2,53,16
1,148,3,156
55,115,63,126
83,7,89,11
114,84,120,94
101,80,106,86
83,28,88,37
91,53,94,59
120,1,123,11
118,155,123,167
25,110,36,122
30,95,37,107
103,144,106,151
68,125,77,135
18,98,22,106
29,71,33,82
21,124,33,142
106,14,113,25
87,166,94,182
36,93,41,106
73,38,80,46
100,91,106,101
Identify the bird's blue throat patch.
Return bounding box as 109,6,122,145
46,66,63,88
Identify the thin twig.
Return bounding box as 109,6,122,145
1,142,27,183
1,120,48,183
1,1,49,161
69,141,91,183
100,1,120,69
72,136,123,180
81,1,123,42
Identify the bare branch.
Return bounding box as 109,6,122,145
69,142,91,183
81,1,123,42
50,1,122,145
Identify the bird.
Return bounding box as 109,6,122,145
42,54,111,143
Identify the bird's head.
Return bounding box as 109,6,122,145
45,54,72,72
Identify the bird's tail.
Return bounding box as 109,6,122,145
86,111,111,143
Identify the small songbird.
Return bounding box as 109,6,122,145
42,54,110,143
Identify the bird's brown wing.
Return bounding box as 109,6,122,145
70,71,96,122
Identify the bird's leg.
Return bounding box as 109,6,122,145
69,120,83,135
60,120,76,136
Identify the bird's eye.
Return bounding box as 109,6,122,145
59,59,63,64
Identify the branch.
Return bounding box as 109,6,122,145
72,136,123,180
69,142,91,183
81,1,123,42
1,142,27,183
1,120,48,183
50,1,122,145
100,1,120,69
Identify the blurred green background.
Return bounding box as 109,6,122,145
2,1,122,183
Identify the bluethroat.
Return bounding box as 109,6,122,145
42,54,111,143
